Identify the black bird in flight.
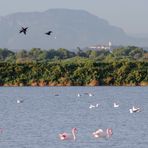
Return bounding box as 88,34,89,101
45,31,52,35
19,27,28,35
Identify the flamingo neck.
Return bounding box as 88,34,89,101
72,129,77,140
106,128,113,137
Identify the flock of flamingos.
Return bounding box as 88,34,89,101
57,92,141,141
1,92,139,142
59,127,113,141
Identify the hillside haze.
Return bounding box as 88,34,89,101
0,9,147,50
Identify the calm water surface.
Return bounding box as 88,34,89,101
0,87,148,148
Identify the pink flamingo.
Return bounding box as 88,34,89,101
92,128,113,138
59,128,78,141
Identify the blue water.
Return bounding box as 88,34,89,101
0,87,148,148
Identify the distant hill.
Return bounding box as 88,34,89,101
0,8,147,50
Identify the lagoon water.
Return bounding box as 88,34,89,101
0,87,148,148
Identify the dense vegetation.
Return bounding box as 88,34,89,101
0,46,148,62
0,46,148,86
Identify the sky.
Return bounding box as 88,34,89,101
0,0,148,34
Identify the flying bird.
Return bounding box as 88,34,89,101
19,27,28,35
45,31,52,35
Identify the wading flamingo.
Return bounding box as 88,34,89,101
92,128,113,138
59,128,77,141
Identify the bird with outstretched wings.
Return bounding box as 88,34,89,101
45,31,52,35
19,27,28,35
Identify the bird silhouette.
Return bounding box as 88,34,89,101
19,27,28,35
45,31,52,35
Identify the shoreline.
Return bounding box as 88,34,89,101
1,82,148,87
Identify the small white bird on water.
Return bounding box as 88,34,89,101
129,106,141,113
96,104,99,107
89,93,93,97
113,102,119,108
89,103,99,109
89,104,95,109
17,100,24,104
77,93,81,97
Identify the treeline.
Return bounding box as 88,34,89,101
0,59,148,86
0,46,148,62
0,46,147,86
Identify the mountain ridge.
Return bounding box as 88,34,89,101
0,8,147,50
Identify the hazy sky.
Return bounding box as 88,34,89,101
0,0,147,34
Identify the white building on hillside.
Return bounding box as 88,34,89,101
89,41,112,50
